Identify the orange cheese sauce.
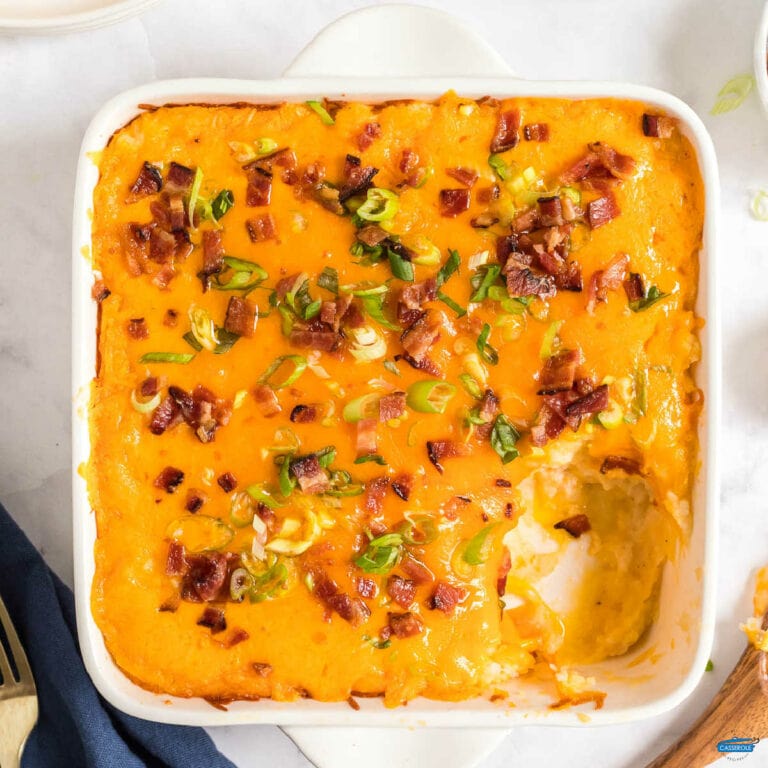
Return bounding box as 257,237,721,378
89,94,703,706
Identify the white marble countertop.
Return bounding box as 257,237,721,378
2,0,768,765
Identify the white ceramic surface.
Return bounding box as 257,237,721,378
753,1,768,115
0,0,161,34
71,4,720,736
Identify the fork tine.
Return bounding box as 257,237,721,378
0,596,33,687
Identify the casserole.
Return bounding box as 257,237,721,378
72,4,719,728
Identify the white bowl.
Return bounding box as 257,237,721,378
754,2,768,115
72,3,720,733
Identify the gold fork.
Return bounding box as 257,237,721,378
0,595,37,768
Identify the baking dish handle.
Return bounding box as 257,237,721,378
284,4,515,78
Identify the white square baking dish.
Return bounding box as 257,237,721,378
71,5,719,729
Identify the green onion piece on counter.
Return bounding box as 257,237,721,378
357,188,399,222
210,189,234,221
705,659,714,672
139,352,195,364
354,454,387,465
355,533,403,574
470,264,502,303
539,320,564,359
462,523,499,566
130,389,161,414
476,323,499,365
229,492,256,527
406,380,457,414
435,249,461,288
398,514,438,546
165,515,234,553
629,285,669,312
318,266,339,295
306,100,335,125
187,166,204,230
388,248,415,282
383,359,401,377
752,189,768,221
343,393,381,423
258,354,308,389
458,373,483,400
488,153,509,180
246,483,287,510
436,291,466,318
360,295,401,331
490,415,520,464
255,137,279,154
710,74,754,115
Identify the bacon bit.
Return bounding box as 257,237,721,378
356,418,378,458
427,581,466,614
600,455,642,475
151,263,176,290
290,326,341,352
387,575,416,608
163,309,178,327
388,611,424,638
538,196,564,227
339,154,379,202
439,188,471,217
185,488,207,513
252,662,273,677
165,162,195,193
149,395,180,435
250,147,298,175
496,478,512,488
512,208,540,234
560,143,635,186
471,212,500,229
524,123,550,142
309,566,371,627
200,230,224,288
148,228,176,263
320,301,337,327
181,552,228,602
587,252,630,313
555,261,583,292
127,161,163,203
497,550,512,596
400,148,419,174
538,349,582,395
217,472,238,493
490,109,521,153
290,404,318,423
224,295,257,337
91,279,110,302
401,555,433,585
347,696,361,711
158,596,180,613
166,541,187,576
357,577,378,599
554,514,591,538
477,389,500,423
399,279,437,324
588,192,621,229
623,272,645,303
252,384,281,417
446,167,479,188
245,213,278,243
426,440,468,473
356,121,382,152
477,184,500,204
642,113,675,139
357,224,389,247
364,476,389,516
168,194,186,232
166,384,231,443
140,377,159,397
564,384,609,417
244,165,273,207
503,261,556,299
401,311,441,362
291,454,330,494
391,473,413,501
197,606,227,634
126,317,148,340
379,391,406,421
496,234,521,266
154,466,184,494
224,628,250,648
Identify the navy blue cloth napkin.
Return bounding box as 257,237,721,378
0,501,237,768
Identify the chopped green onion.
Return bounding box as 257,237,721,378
139,352,195,364
487,285,508,302
343,393,380,423
363,634,392,650
349,325,388,361
539,320,563,359
324,482,365,498
476,323,499,365
355,533,403,574
209,189,234,221
629,285,669,312
277,454,296,497
406,380,457,414
360,295,400,331
246,483,286,510
597,399,624,430
561,186,581,204
710,74,754,115
248,560,289,602
470,264,502,303
188,305,220,352
258,355,307,389
230,567,256,601
318,266,339,295
410,236,441,266
165,514,234,553
213,328,240,355
633,367,648,417
130,389,161,414
314,445,337,468
354,454,387,465
398,514,438,546
458,373,483,400
264,427,301,454
357,188,399,222
383,359,401,377
211,256,268,292
306,100,335,125
387,248,415,282
488,154,510,180
705,659,714,672
436,290,467,318
462,523,498,565
229,492,256,527
435,249,460,288
304,299,322,320
187,166,204,230
490,415,520,464
255,137,279,154
340,281,388,297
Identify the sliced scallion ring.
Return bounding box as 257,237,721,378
357,188,399,222
752,189,768,221
165,515,234,553
710,74,754,115
339,281,388,297
139,352,195,364
255,137,279,154
398,513,438,546
349,325,387,362
409,236,441,266
230,567,256,601
258,355,307,389
458,373,483,400
188,305,220,352
306,100,335,125
406,380,457,414
343,393,381,423
476,323,499,366
539,320,563,360
187,166,204,230
130,389,161,414
462,523,498,566
230,492,257,527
